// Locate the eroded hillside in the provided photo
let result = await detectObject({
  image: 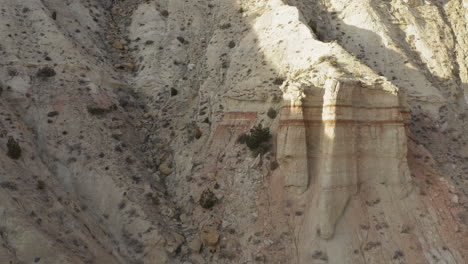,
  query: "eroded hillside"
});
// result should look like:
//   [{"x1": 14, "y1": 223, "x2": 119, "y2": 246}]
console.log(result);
[{"x1": 0, "y1": 0, "x2": 467, "y2": 263}]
